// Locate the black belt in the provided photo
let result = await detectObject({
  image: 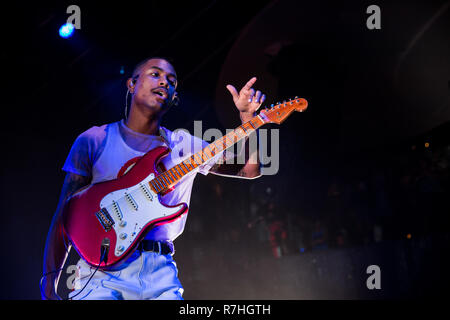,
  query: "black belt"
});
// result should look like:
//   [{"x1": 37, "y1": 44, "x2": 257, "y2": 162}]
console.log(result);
[{"x1": 137, "y1": 240, "x2": 174, "y2": 255}]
